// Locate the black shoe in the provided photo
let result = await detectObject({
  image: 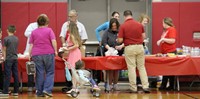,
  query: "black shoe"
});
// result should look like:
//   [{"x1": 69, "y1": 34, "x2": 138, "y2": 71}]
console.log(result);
[
  {"x1": 127, "y1": 89, "x2": 137, "y2": 93},
  {"x1": 166, "y1": 87, "x2": 174, "y2": 91},
  {"x1": 159, "y1": 87, "x2": 166, "y2": 91},
  {"x1": 62, "y1": 87, "x2": 72, "y2": 93},
  {"x1": 129, "y1": 90, "x2": 138, "y2": 93},
  {"x1": 37, "y1": 94, "x2": 45, "y2": 97},
  {"x1": 143, "y1": 88, "x2": 150, "y2": 93}
]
